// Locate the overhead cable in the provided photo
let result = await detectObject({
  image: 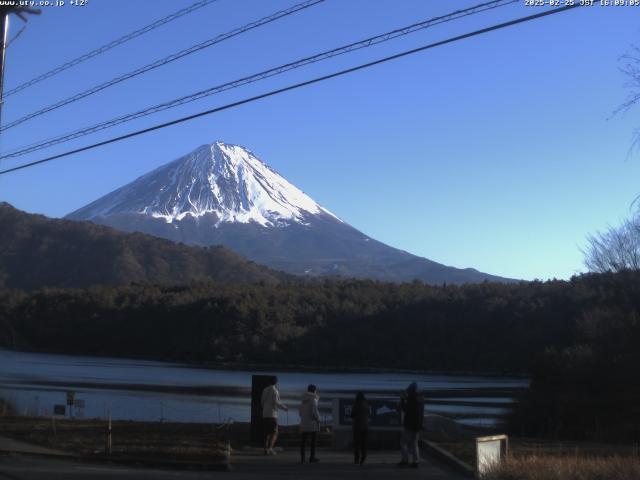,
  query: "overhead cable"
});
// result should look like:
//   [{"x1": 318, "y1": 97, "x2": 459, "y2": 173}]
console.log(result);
[
  {"x1": 0, "y1": 0, "x2": 518, "y2": 160},
  {"x1": 0, "y1": 4, "x2": 583, "y2": 176},
  {"x1": 3, "y1": 0, "x2": 221, "y2": 98},
  {"x1": 0, "y1": 0, "x2": 325, "y2": 132}
]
